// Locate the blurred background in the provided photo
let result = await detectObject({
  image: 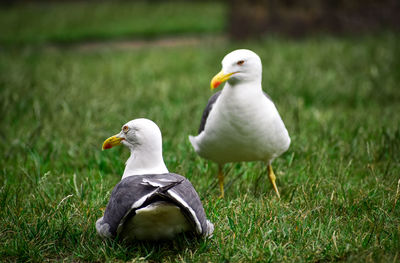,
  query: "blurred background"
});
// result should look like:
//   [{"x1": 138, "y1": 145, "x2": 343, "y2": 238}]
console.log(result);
[{"x1": 1, "y1": 0, "x2": 400, "y2": 44}]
